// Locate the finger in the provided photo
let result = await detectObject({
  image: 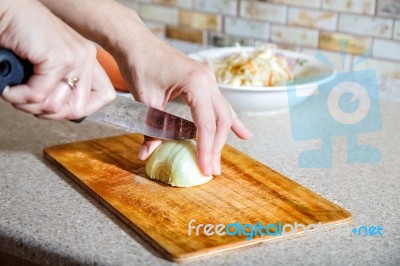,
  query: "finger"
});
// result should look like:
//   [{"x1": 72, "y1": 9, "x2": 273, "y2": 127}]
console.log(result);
[
  {"x1": 35, "y1": 91, "x2": 74, "y2": 120},
  {"x1": 82, "y1": 61, "x2": 116, "y2": 116},
  {"x1": 138, "y1": 136, "x2": 163, "y2": 160},
  {"x1": 229, "y1": 105, "x2": 252, "y2": 140},
  {"x1": 1, "y1": 84, "x2": 49, "y2": 105},
  {"x1": 36, "y1": 71, "x2": 91, "y2": 120},
  {"x1": 210, "y1": 96, "x2": 232, "y2": 175},
  {"x1": 39, "y1": 60, "x2": 115, "y2": 120},
  {"x1": 36, "y1": 108, "x2": 70, "y2": 120},
  {"x1": 12, "y1": 82, "x2": 71, "y2": 116},
  {"x1": 1, "y1": 65, "x2": 69, "y2": 105},
  {"x1": 64, "y1": 64, "x2": 94, "y2": 120},
  {"x1": 182, "y1": 89, "x2": 215, "y2": 176}
]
